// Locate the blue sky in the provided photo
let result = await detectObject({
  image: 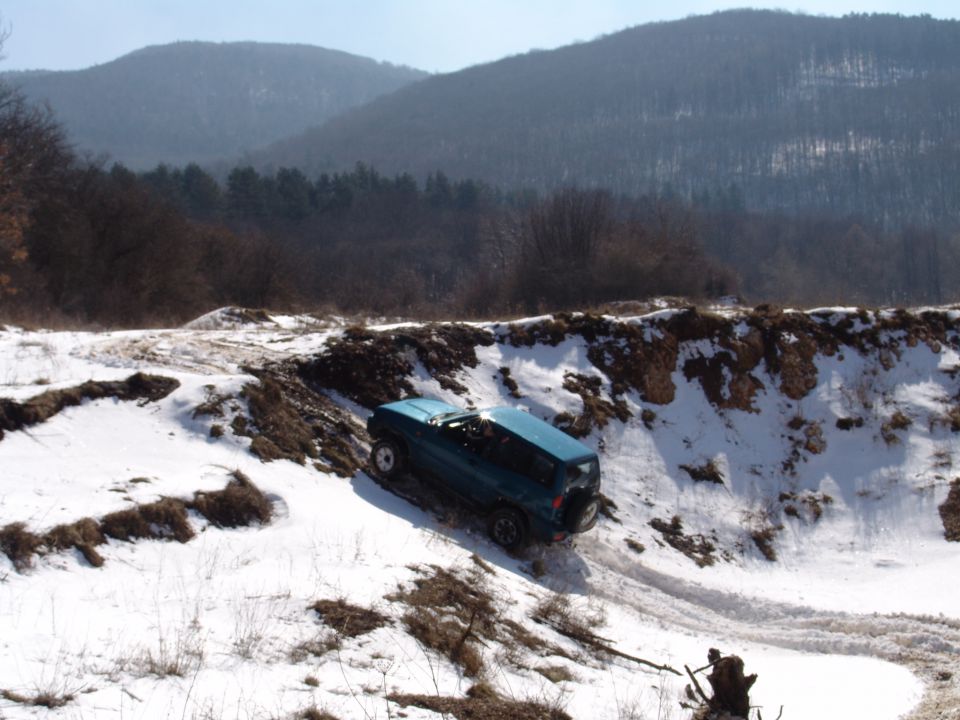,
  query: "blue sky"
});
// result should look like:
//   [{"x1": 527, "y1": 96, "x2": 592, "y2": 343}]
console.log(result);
[{"x1": 2, "y1": 1, "x2": 957, "y2": 74}]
